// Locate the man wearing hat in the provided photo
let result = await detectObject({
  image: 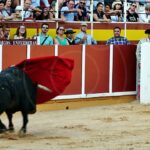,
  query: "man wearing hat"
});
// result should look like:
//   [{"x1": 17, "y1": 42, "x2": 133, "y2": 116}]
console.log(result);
[
  {"x1": 64, "y1": 28, "x2": 76, "y2": 45},
  {"x1": 74, "y1": 22, "x2": 97, "y2": 45},
  {"x1": 136, "y1": 29, "x2": 150, "y2": 99}
]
